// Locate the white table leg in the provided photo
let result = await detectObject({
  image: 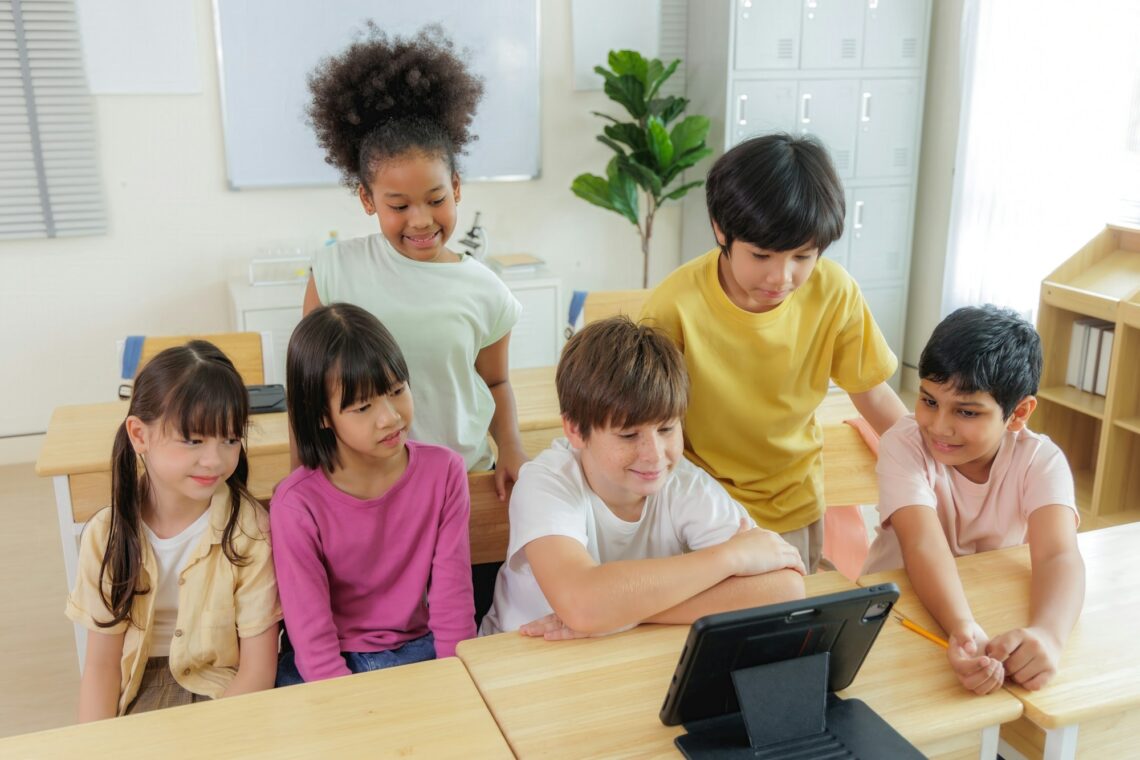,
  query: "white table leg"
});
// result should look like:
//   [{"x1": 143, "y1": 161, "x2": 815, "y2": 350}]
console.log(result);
[
  {"x1": 53, "y1": 475, "x2": 86, "y2": 672},
  {"x1": 1043, "y1": 724, "x2": 1079, "y2": 760},
  {"x1": 978, "y1": 724, "x2": 999, "y2": 760}
]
